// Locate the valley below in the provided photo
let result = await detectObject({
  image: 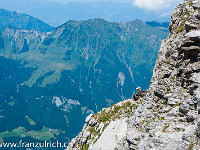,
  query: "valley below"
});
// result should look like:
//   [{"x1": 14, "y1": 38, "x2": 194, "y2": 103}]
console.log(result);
[{"x1": 0, "y1": 8, "x2": 170, "y2": 149}]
